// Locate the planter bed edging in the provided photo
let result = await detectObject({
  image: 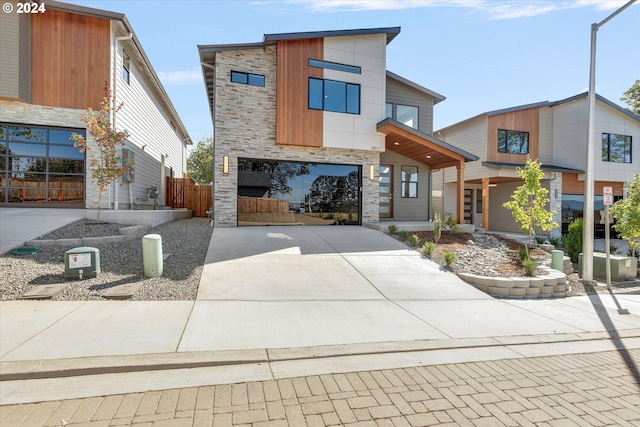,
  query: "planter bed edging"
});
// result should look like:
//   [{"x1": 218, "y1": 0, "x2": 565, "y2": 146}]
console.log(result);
[{"x1": 458, "y1": 266, "x2": 567, "y2": 299}]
